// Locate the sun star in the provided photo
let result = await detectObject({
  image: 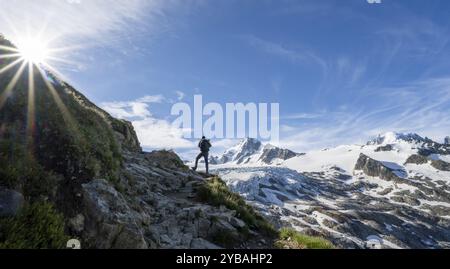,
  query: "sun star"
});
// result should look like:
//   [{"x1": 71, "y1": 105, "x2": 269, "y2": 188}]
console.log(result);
[
  {"x1": 16, "y1": 37, "x2": 50, "y2": 64},
  {"x1": 1, "y1": 33, "x2": 76, "y2": 144}
]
